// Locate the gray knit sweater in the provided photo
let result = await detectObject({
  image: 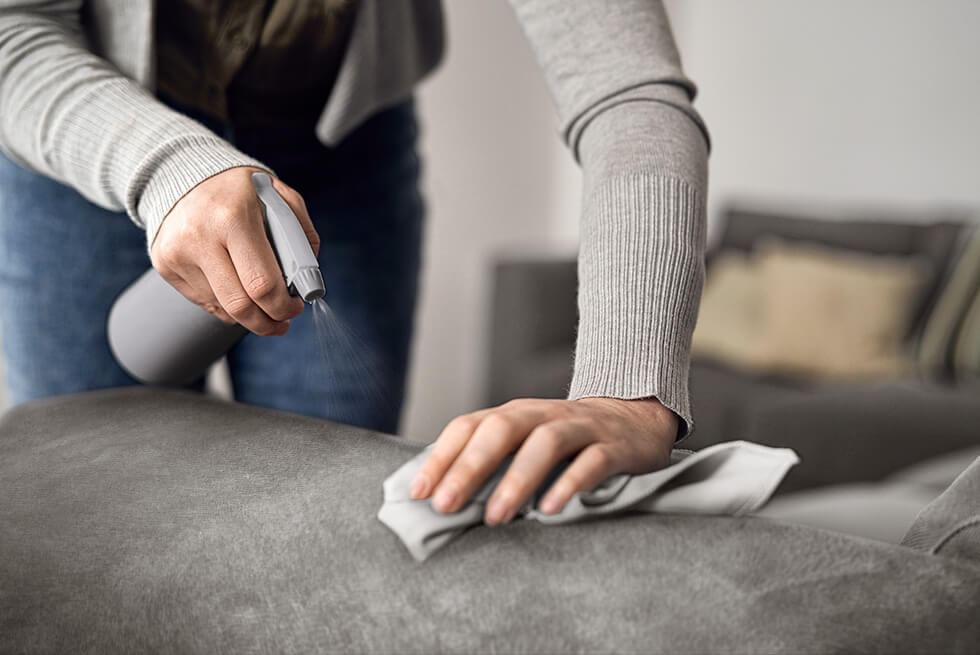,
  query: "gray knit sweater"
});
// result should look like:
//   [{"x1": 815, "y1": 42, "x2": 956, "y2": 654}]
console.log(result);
[{"x1": 0, "y1": 0, "x2": 708, "y2": 433}]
